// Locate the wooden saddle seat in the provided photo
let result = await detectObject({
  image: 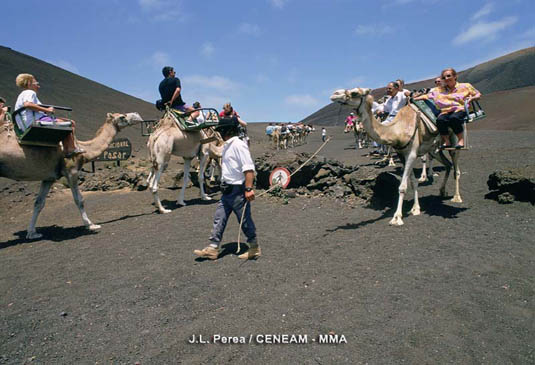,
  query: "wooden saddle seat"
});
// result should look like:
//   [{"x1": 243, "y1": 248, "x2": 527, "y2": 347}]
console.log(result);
[
  {"x1": 10, "y1": 105, "x2": 73, "y2": 147},
  {"x1": 167, "y1": 107, "x2": 220, "y2": 132}
]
